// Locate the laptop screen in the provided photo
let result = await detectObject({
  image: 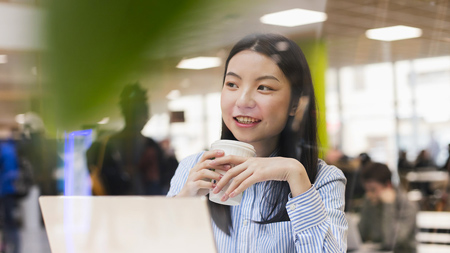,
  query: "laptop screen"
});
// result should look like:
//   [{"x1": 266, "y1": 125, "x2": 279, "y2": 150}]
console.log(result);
[{"x1": 39, "y1": 196, "x2": 217, "y2": 253}]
